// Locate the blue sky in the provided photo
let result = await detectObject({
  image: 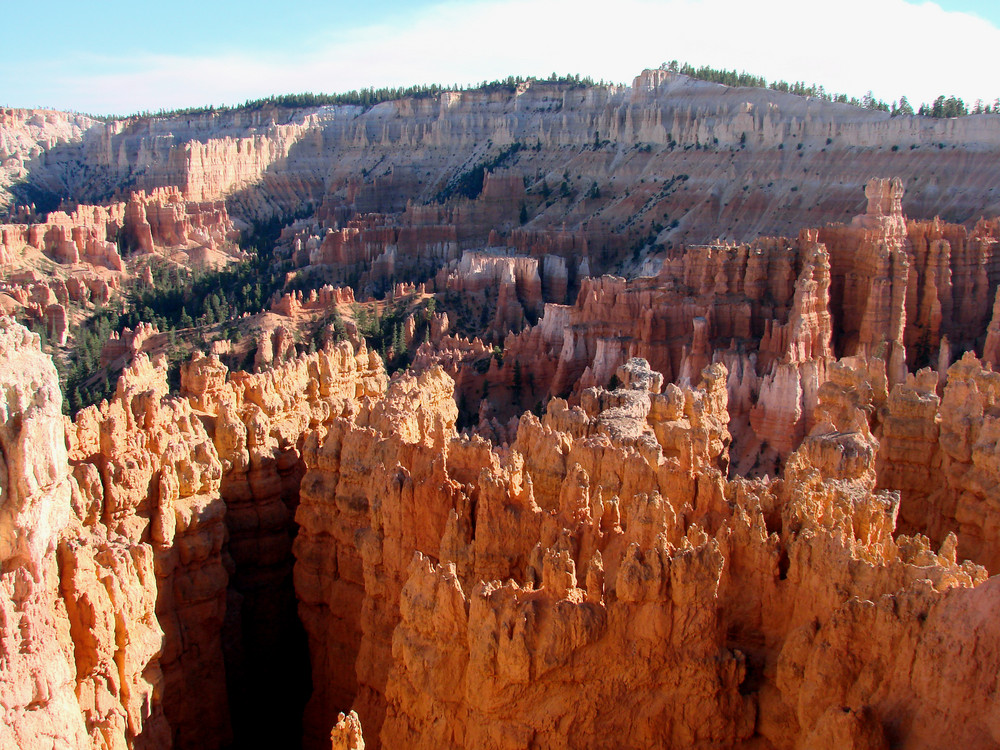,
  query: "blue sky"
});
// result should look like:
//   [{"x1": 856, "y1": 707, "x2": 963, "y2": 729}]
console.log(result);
[
  {"x1": 931, "y1": 0, "x2": 1000, "y2": 23},
  {"x1": 3, "y1": 0, "x2": 999, "y2": 114}
]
